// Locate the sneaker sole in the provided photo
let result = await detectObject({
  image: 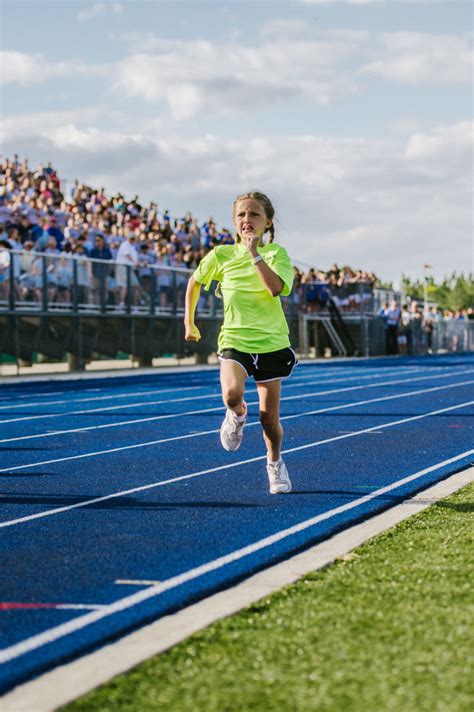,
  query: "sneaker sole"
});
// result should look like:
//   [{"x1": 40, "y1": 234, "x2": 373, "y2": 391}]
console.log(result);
[
  {"x1": 220, "y1": 426, "x2": 244, "y2": 451},
  {"x1": 270, "y1": 483, "x2": 292, "y2": 494},
  {"x1": 220, "y1": 438, "x2": 241, "y2": 452}
]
